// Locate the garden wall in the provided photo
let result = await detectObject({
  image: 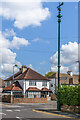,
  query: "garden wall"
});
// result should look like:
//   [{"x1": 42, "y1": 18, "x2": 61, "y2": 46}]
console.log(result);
[
  {"x1": 13, "y1": 97, "x2": 47, "y2": 103},
  {"x1": 61, "y1": 105, "x2": 80, "y2": 114}
]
